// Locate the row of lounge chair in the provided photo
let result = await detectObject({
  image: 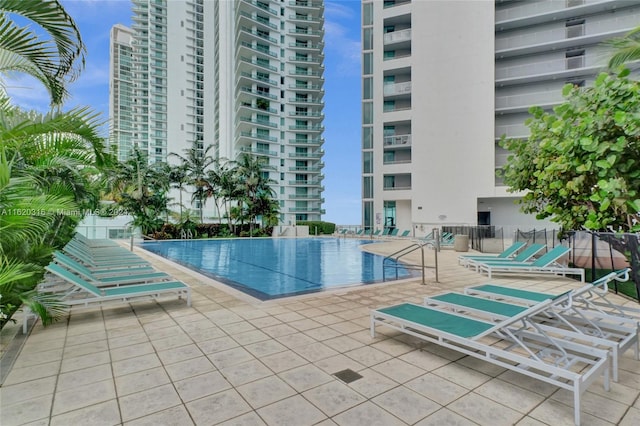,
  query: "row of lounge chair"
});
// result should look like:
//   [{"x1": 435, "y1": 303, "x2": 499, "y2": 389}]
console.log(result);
[
  {"x1": 24, "y1": 234, "x2": 191, "y2": 332},
  {"x1": 338, "y1": 228, "x2": 411, "y2": 238},
  {"x1": 459, "y1": 242, "x2": 585, "y2": 281},
  {"x1": 371, "y1": 269, "x2": 639, "y2": 425}
]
